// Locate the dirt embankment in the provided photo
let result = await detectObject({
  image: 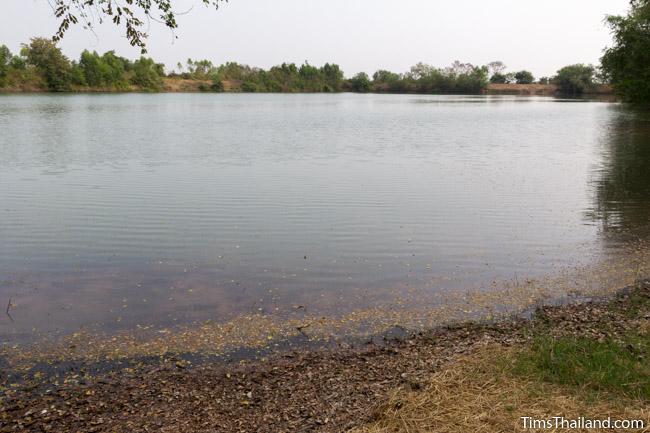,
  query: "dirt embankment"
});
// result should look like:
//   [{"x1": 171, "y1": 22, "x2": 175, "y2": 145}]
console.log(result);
[
  {"x1": 2, "y1": 281, "x2": 648, "y2": 433},
  {"x1": 162, "y1": 78, "x2": 213, "y2": 92},
  {"x1": 485, "y1": 83, "x2": 614, "y2": 96}
]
